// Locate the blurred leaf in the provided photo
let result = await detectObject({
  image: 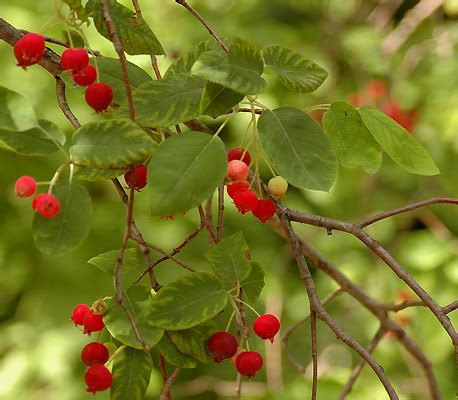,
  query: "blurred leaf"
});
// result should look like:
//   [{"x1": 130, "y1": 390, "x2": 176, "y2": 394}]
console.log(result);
[
  {"x1": 87, "y1": 0, "x2": 164, "y2": 55},
  {"x1": 149, "y1": 272, "x2": 228, "y2": 330},
  {"x1": 0, "y1": 86, "x2": 38, "y2": 131},
  {"x1": 104, "y1": 285, "x2": 164, "y2": 349},
  {"x1": 257, "y1": 107, "x2": 337, "y2": 191},
  {"x1": 111, "y1": 346, "x2": 153, "y2": 400},
  {"x1": 87, "y1": 248, "x2": 139, "y2": 275},
  {"x1": 63, "y1": 0, "x2": 88, "y2": 22},
  {"x1": 70, "y1": 119, "x2": 156, "y2": 169},
  {"x1": 241, "y1": 262, "x2": 265, "y2": 303},
  {"x1": 323, "y1": 101, "x2": 381, "y2": 174},
  {"x1": 116, "y1": 74, "x2": 207, "y2": 127},
  {"x1": 158, "y1": 334, "x2": 197, "y2": 368},
  {"x1": 167, "y1": 323, "x2": 214, "y2": 363},
  {"x1": 262, "y1": 45, "x2": 327, "y2": 92},
  {"x1": 148, "y1": 132, "x2": 226, "y2": 216},
  {"x1": 202, "y1": 82, "x2": 244, "y2": 118},
  {"x1": 73, "y1": 165, "x2": 123, "y2": 181},
  {"x1": 32, "y1": 181, "x2": 92, "y2": 255},
  {"x1": 359, "y1": 105, "x2": 439, "y2": 175},
  {"x1": 205, "y1": 231, "x2": 251, "y2": 282}
]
